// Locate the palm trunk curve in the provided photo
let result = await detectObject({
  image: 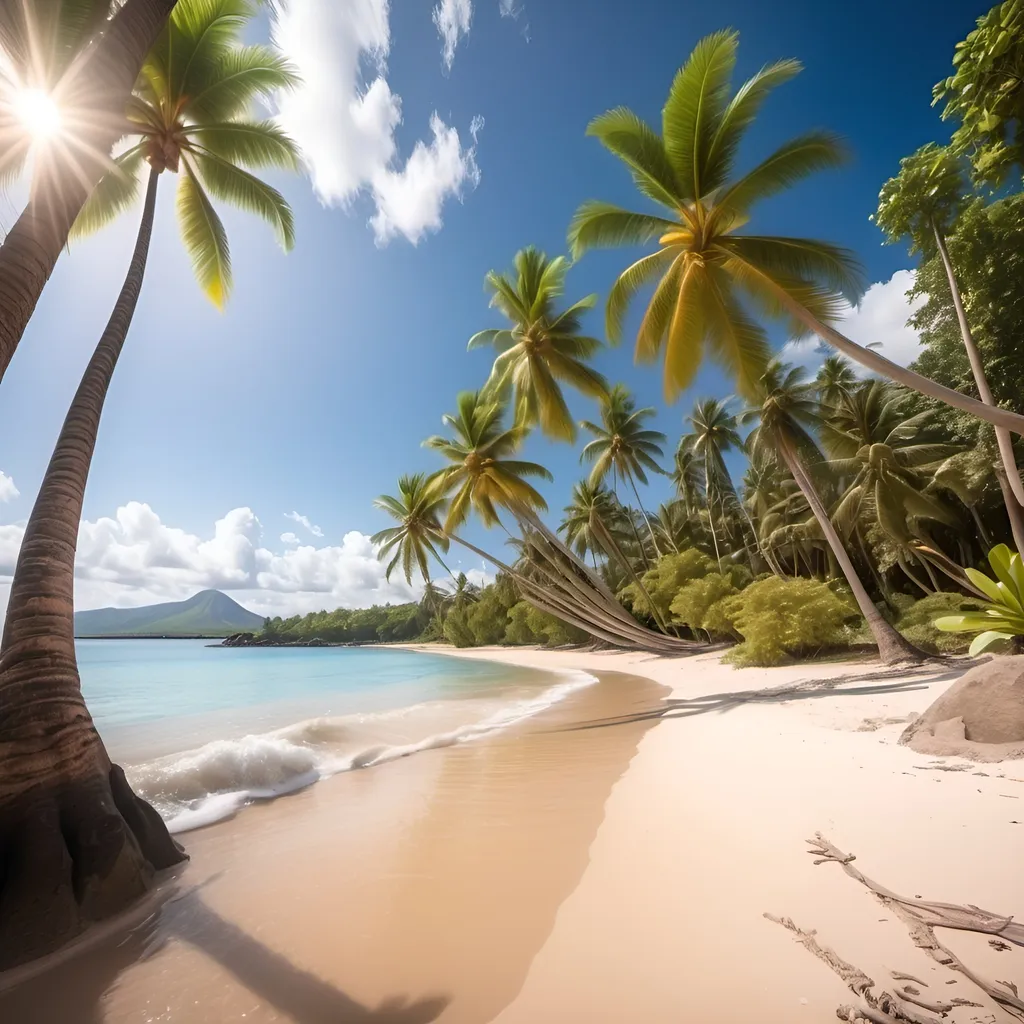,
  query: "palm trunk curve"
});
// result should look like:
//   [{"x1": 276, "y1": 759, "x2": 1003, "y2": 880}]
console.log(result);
[
  {"x1": 0, "y1": 0, "x2": 178, "y2": 387},
  {"x1": 775, "y1": 433, "x2": 924, "y2": 666},
  {"x1": 0, "y1": 168, "x2": 185, "y2": 971}
]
